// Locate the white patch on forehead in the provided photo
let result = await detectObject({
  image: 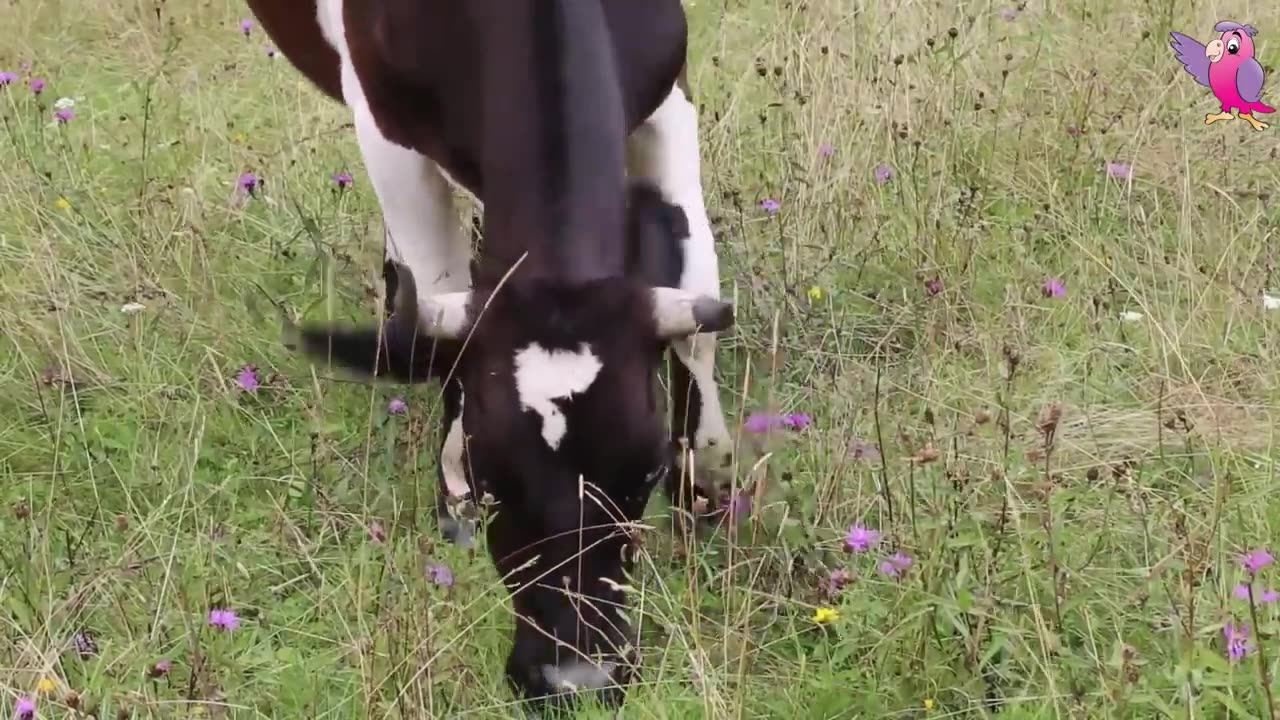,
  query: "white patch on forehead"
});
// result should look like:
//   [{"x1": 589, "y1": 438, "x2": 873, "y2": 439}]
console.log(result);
[{"x1": 513, "y1": 342, "x2": 602, "y2": 450}]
